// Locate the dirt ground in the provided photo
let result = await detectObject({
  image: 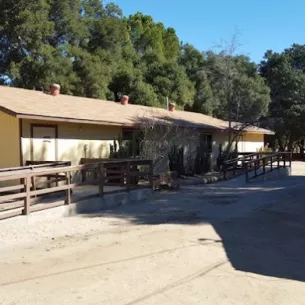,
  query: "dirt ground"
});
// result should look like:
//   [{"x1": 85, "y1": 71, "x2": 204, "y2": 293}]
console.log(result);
[{"x1": 1, "y1": 162, "x2": 305, "y2": 305}]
